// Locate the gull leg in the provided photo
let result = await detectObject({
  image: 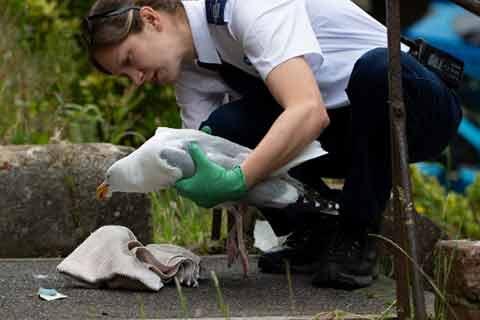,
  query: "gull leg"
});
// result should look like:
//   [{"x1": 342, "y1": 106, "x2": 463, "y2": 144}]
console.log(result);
[
  {"x1": 226, "y1": 211, "x2": 238, "y2": 267},
  {"x1": 233, "y1": 204, "x2": 249, "y2": 278}
]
